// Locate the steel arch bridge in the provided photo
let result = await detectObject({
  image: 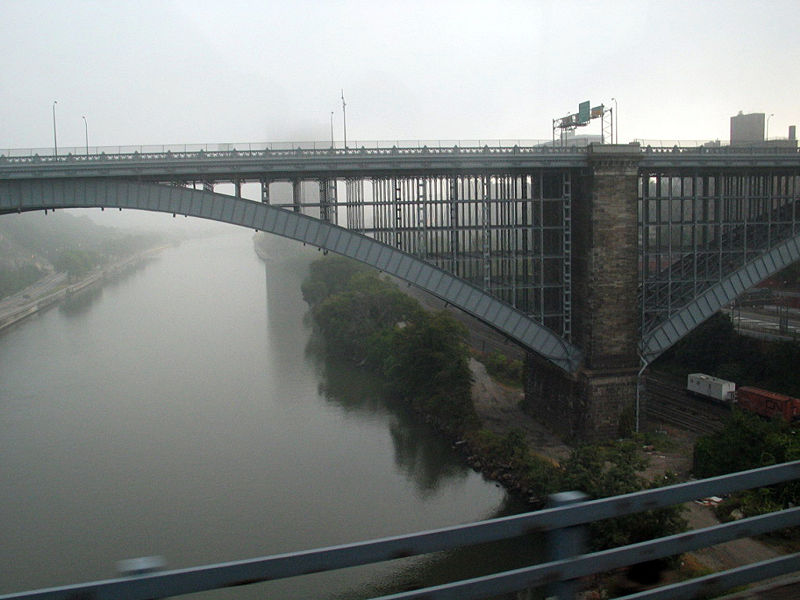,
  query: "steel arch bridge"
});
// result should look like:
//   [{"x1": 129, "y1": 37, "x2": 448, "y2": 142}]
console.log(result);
[
  {"x1": 0, "y1": 176, "x2": 582, "y2": 372},
  {"x1": 1, "y1": 142, "x2": 799, "y2": 372}
]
